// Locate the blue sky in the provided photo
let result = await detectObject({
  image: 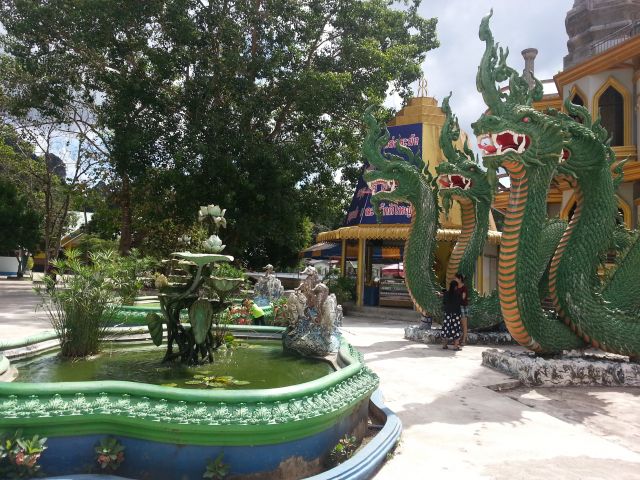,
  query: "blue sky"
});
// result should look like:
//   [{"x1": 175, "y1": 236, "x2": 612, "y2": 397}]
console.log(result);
[{"x1": 386, "y1": 0, "x2": 575, "y2": 151}]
